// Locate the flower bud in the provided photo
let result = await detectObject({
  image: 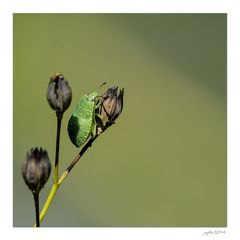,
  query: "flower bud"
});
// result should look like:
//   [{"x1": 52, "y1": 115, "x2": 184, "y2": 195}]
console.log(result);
[
  {"x1": 97, "y1": 86, "x2": 124, "y2": 132},
  {"x1": 46, "y1": 73, "x2": 72, "y2": 114},
  {"x1": 21, "y1": 148, "x2": 52, "y2": 194}
]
